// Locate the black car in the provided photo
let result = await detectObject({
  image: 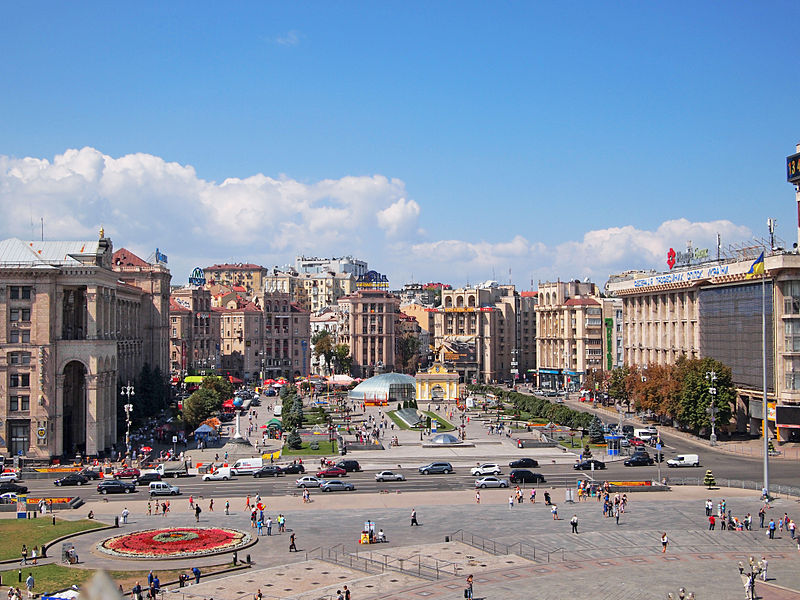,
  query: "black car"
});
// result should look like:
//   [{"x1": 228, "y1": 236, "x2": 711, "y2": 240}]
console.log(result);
[
  {"x1": 0, "y1": 482, "x2": 28, "y2": 494},
  {"x1": 54, "y1": 473, "x2": 89, "y2": 486},
  {"x1": 509, "y1": 458, "x2": 539, "y2": 469},
  {"x1": 97, "y1": 479, "x2": 136, "y2": 494},
  {"x1": 254, "y1": 465, "x2": 284, "y2": 478},
  {"x1": 509, "y1": 469, "x2": 546, "y2": 484},
  {"x1": 280, "y1": 463, "x2": 305, "y2": 474},
  {"x1": 133, "y1": 472, "x2": 162, "y2": 486},
  {"x1": 335, "y1": 460, "x2": 361, "y2": 472},
  {"x1": 79, "y1": 469, "x2": 102, "y2": 480},
  {"x1": 573, "y1": 459, "x2": 606, "y2": 471},
  {"x1": 624, "y1": 454, "x2": 654, "y2": 467}
]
